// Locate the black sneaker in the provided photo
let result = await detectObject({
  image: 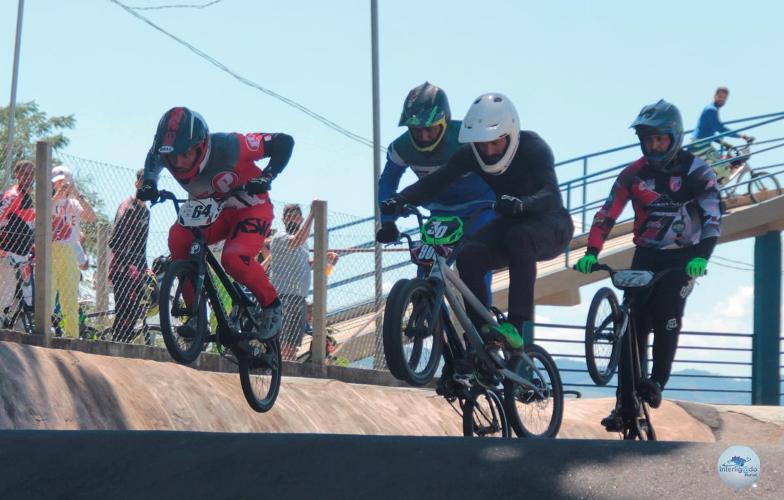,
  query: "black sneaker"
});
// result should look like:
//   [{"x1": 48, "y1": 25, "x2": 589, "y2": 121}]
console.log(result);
[
  {"x1": 601, "y1": 406, "x2": 625, "y2": 432},
  {"x1": 435, "y1": 375, "x2": 458, "y2": 399},
  {"x1": 176, "y1": 317, "x2": 197, "y2": 339},
  {"x1": 257, "y1": 302, "x2": 283, "y2": 340},
  {"x1": 638, "y1": 378, "x2": 662, "y2": 408}
]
